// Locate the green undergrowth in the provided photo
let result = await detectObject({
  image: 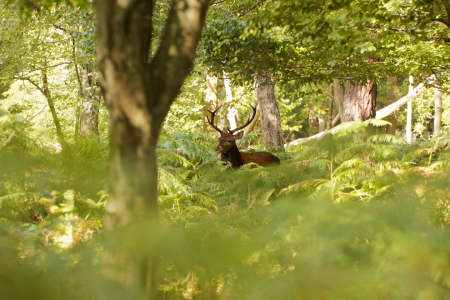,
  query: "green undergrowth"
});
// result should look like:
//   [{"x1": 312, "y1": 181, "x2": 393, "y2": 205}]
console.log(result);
[{"x1": 1, "y1": 120, "x2": 450, "y2": 299}]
